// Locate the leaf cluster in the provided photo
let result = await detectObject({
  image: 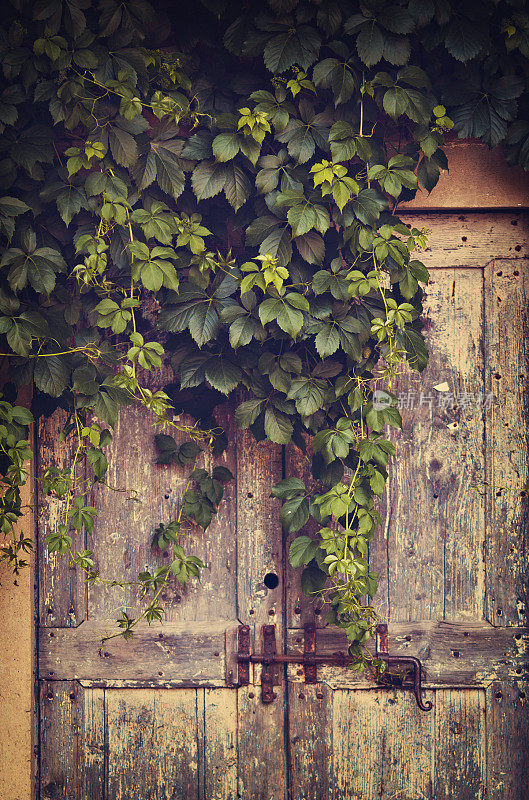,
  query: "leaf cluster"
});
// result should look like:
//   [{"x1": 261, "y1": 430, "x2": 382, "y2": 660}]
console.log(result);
[{"x1": 1, "y1": 0, "x2": 528, "y2": 661}]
